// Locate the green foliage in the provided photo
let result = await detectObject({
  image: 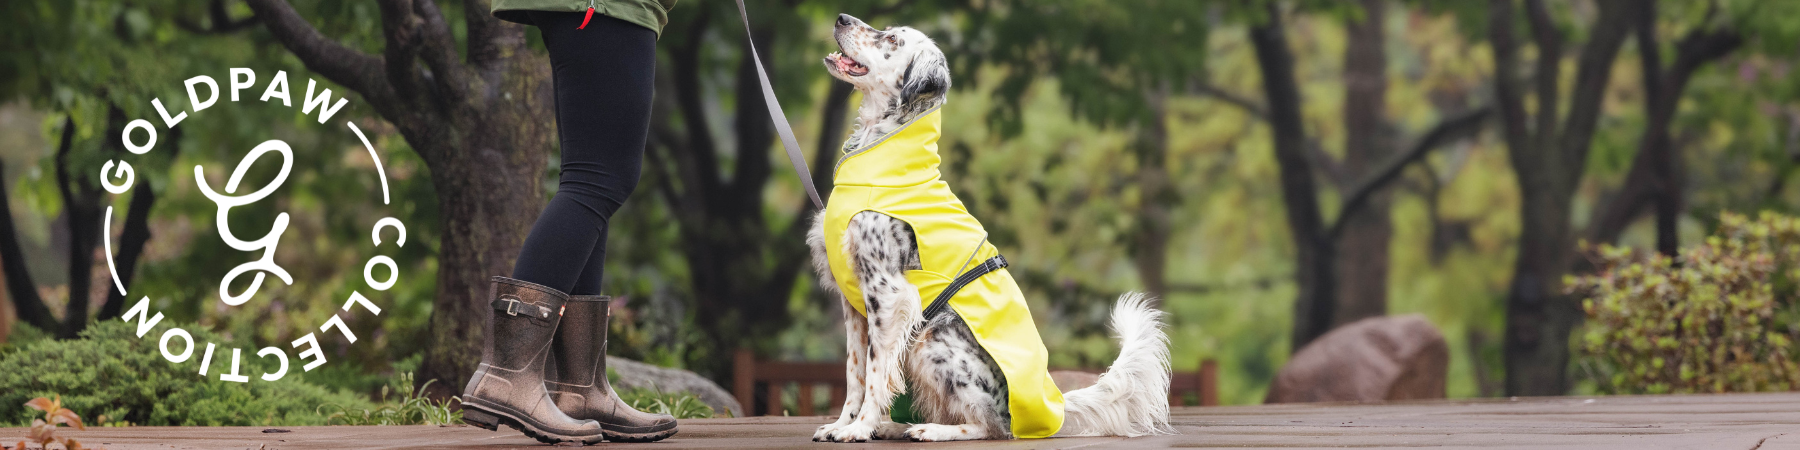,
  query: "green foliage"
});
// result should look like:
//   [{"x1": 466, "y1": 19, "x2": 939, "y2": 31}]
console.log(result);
[
  {"x1": 2, "y1": 322, "x2": 53, "y2": 355},
  {"x1": 615, "y1": 388, "x2": 717, "y2": 420},
  {"x1": 0, "y1": 320, "x2": 374, "y2": 426},
  {"x1": 1571, "y1": 212, "x2": 1800, "y2": 394},
  {"x1": 602, "y1": 366, "x2": 717, "y2": 419},
  {"x1": 316, "y1": 372, "x2": 461, "y2": 426}
]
